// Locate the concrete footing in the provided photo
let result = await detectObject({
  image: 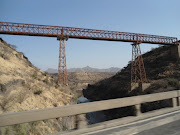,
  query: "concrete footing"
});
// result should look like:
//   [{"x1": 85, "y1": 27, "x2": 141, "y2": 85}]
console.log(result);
[
  {"x1": 131, "y1": 83, "x2": 139, "y2": 91},
  {"x1": 171, "y1": 43, "x2": 180, "y2": 59},
  {"x1": 131, "y1": 82, "x2": 151, "y2": 91}
]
